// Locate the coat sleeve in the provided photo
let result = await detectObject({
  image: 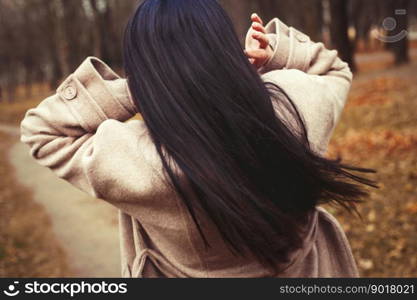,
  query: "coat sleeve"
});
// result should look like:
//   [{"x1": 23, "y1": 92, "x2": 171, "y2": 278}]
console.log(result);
[
  {"x1": 20, "y1": 57, "x2": 140, "y2": 199},
  {"x1": 246, "y1": 18, "x2": 353, "y2": 155}
]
